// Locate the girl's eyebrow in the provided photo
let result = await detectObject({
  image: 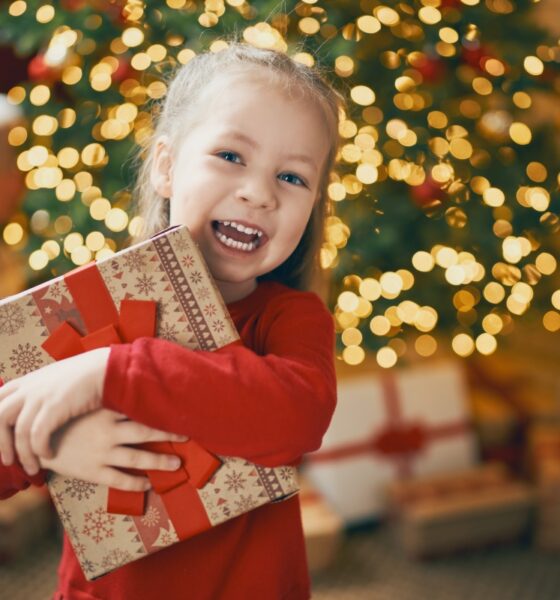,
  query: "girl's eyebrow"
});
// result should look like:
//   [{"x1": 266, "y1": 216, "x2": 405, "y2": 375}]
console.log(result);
[{"x1": 223, "y1": 130, "x2": 319, "y2": 171}]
